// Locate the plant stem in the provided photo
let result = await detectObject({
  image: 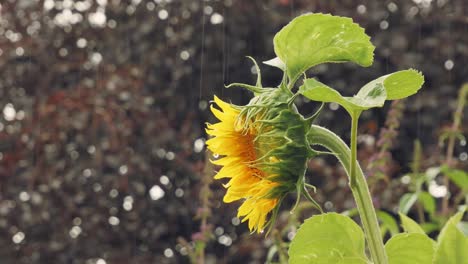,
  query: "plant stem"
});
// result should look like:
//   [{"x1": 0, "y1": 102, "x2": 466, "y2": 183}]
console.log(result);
[
  {"x1": 273, "y1": 229, "x2": 288, "y2": 264},
  {"x1": 196, "y1": 153, "x2": 215, "y2": 264},
  {"x1": 411, "y1": 140, "x2": 425, "y2": 223},
  {"x1": 350, "y1": 112, "x2": 360, "y2": 188},
  {"x1": 442, "y1": 84, "x2": 468, "y2": 216},
  {"x1": 308, "y1": 125, "x2": 388, "y2": 264}
]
